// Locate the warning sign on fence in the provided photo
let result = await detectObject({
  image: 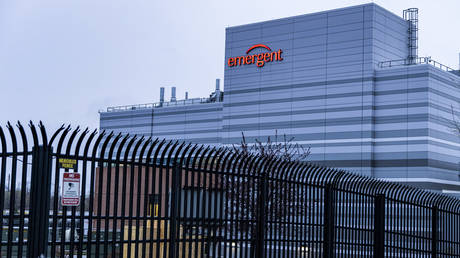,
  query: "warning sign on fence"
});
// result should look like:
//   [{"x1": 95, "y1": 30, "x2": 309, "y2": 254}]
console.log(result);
[
  {"x1": 61, "y1": 172, "x2": 80, "y2": 206},
  {"x1": 58, "y1": 158, "x2": 77, "y2": 170}
]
